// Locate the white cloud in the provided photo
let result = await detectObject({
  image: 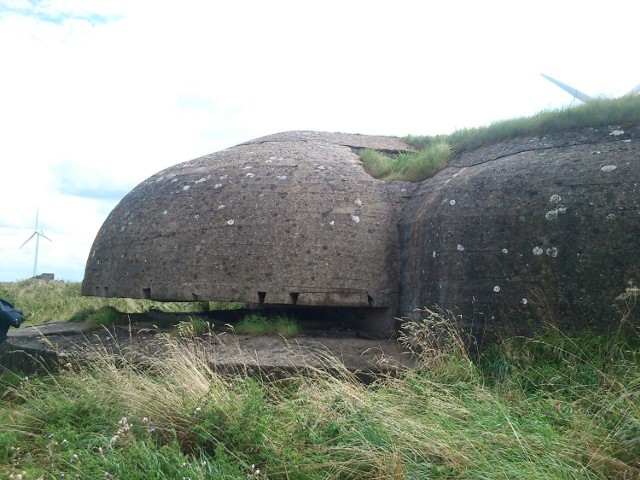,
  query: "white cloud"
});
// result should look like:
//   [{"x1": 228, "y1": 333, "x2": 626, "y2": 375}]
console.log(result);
[{"x1": 1, "y1": 0, "x2": 639, "y2": 281}]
